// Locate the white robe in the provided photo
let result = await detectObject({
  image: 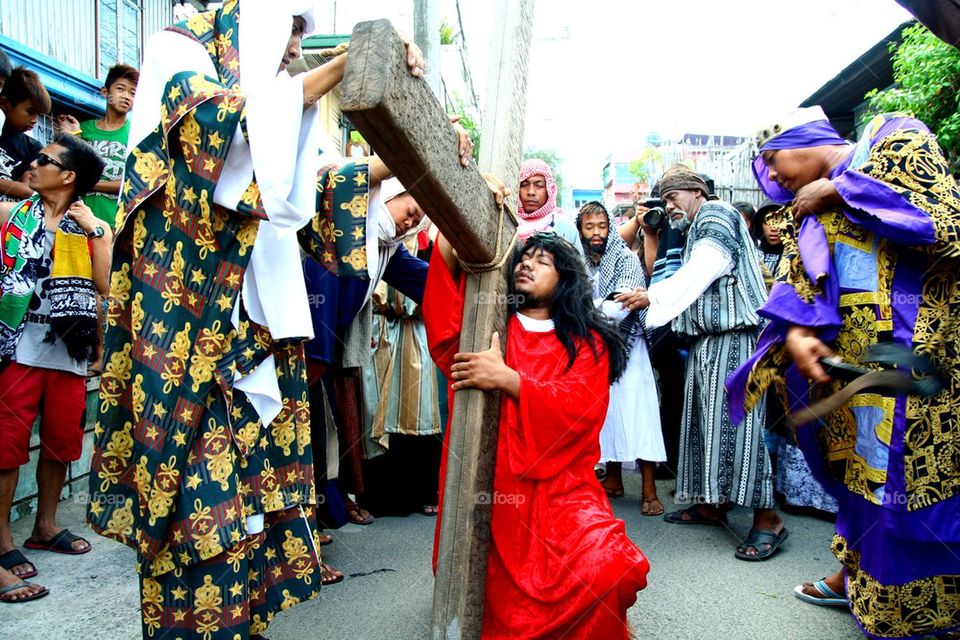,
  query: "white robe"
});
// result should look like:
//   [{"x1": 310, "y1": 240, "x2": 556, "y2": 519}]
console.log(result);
[{"x1": 594, "y1": 298, "x2": 666, "y2": 464}]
